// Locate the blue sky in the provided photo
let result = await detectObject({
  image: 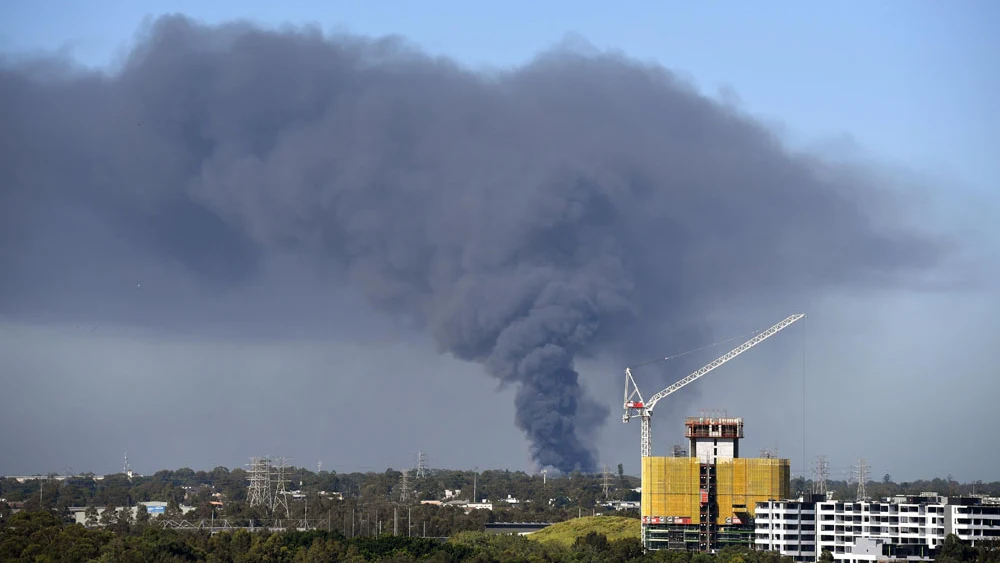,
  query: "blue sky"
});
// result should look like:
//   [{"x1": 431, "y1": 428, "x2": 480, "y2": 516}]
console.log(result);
[{"x1": 2, "y1": 1, "x2": 998, "y2": 480}]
